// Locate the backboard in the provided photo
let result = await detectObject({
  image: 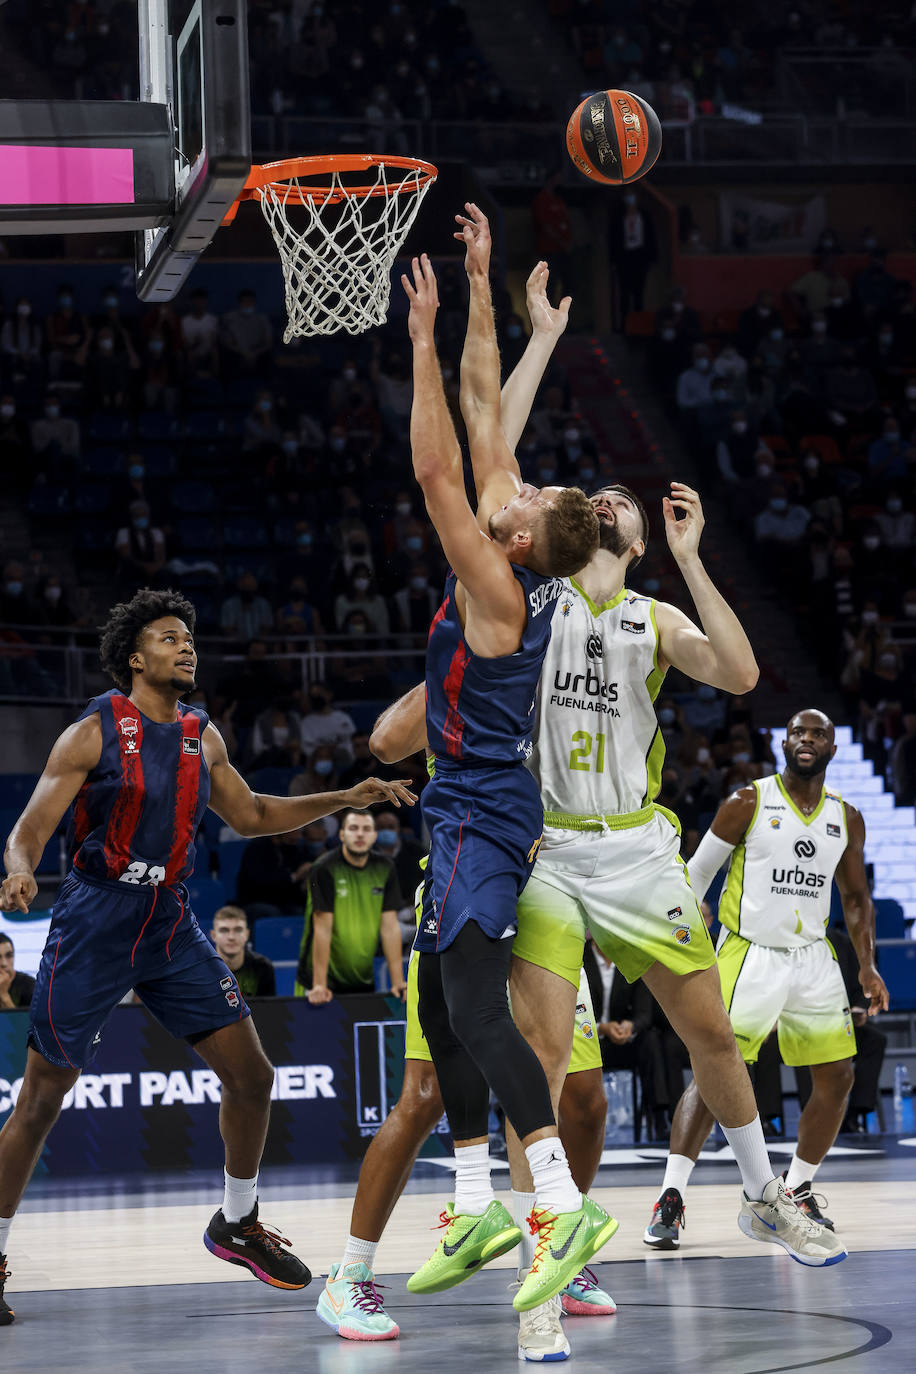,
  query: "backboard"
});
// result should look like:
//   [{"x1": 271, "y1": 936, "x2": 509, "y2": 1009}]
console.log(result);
[{"x1": 136, "y1": 0, "x2": 251, "y2": 301}]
